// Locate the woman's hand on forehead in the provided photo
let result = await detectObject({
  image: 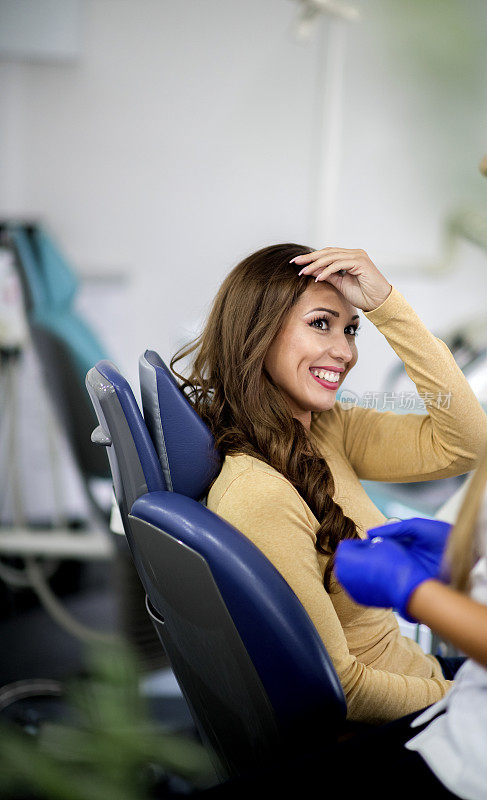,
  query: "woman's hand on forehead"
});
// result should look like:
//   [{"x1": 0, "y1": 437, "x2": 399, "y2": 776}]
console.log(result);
[{"x1": 290, "y1": 247, "x2": 392, "y2": 313}]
